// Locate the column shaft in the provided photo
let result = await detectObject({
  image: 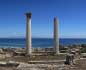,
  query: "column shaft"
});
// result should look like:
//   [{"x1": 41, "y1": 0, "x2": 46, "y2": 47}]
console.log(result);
[
  {"x1": 26, "y1": 13, "x2": 32, "y2": 55},
  {"x1": 54, "y1": 17, "x2": 59, "y2": 54}
]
